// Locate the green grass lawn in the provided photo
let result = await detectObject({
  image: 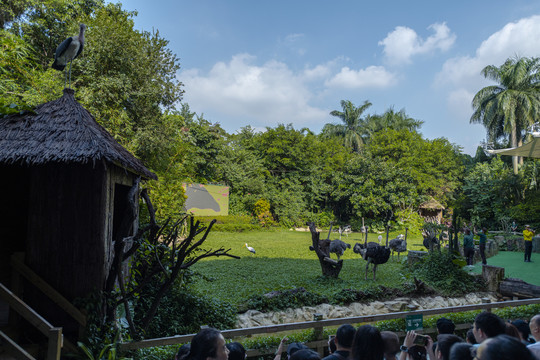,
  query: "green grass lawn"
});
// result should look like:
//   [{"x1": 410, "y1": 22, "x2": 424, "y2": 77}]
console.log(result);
[
  {"x1": 470, "y1": 250, "x2": 540, "y2": 285},
  {"x1": 190, "y1": 229, "x2": 426, "y2": 306}
]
